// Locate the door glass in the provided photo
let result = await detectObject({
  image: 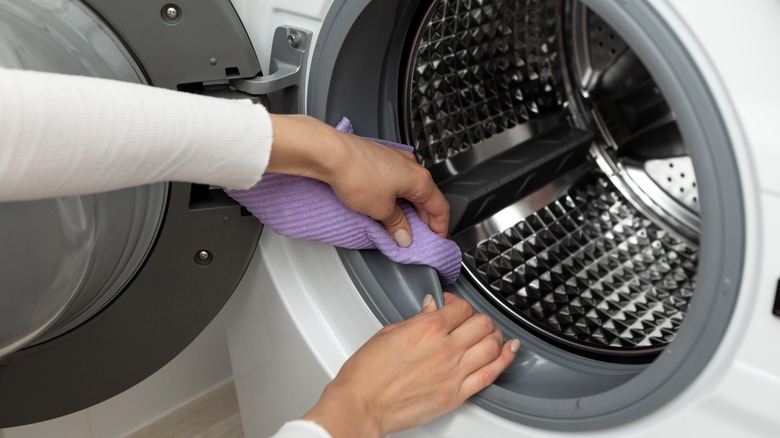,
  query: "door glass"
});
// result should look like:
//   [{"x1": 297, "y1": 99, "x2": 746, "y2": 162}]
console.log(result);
[{"x1": 0, "y1": 0, "x2": 166, "y2": 357}]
